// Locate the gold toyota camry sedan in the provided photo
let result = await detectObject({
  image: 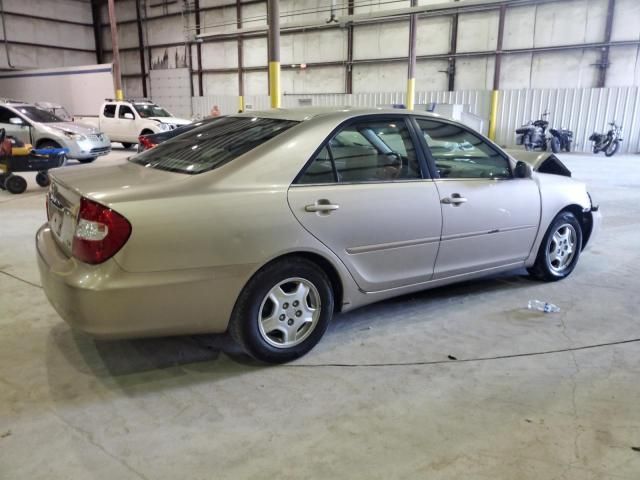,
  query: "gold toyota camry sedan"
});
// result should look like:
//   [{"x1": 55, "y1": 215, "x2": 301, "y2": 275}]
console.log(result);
[{"x1": 37, "y1": 108, "x2": 601, "y2": 363}]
